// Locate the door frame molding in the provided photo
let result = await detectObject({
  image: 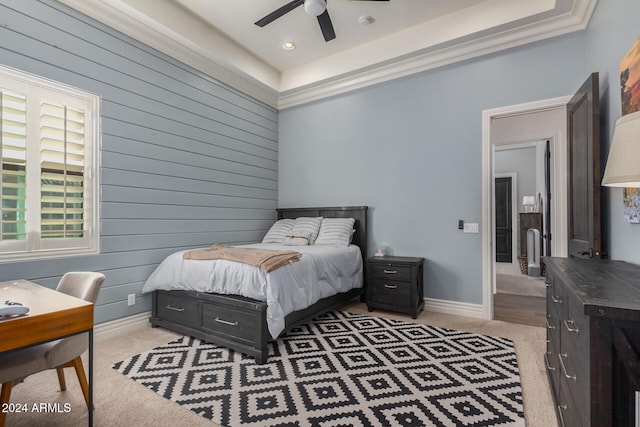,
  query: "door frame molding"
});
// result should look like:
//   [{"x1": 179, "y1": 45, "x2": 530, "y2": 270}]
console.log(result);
[
  {"x1": 494, "y1": 172, "x2": 518, "y2": 268},
  {"x1": 482, "y1": 96, "x2": 571, "y2": 319}
]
